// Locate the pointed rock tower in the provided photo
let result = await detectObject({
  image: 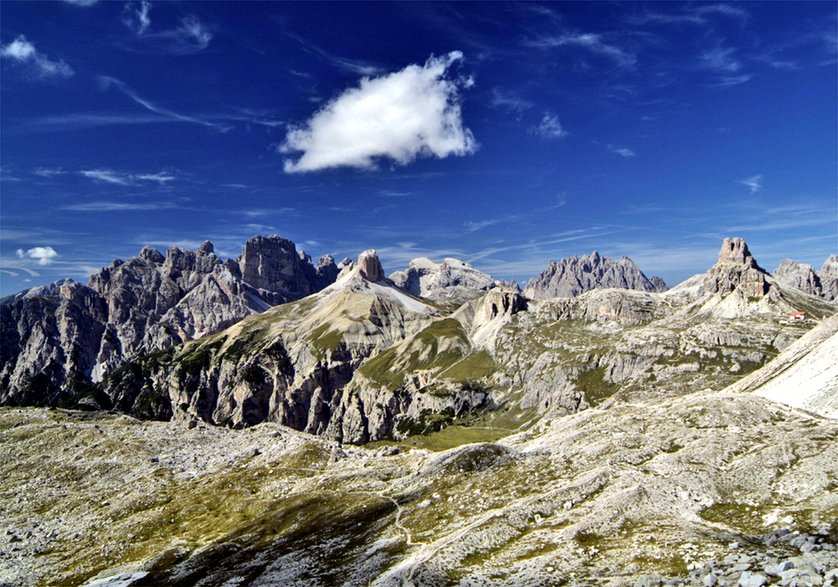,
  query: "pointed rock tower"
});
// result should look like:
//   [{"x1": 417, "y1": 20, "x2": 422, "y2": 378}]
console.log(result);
[
  {"x1": 702, "y1": 237, "x2": 770, "y2": 299},
  {"x1": 357, "y1": 249, "x2": 384, "y2": 282}
]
